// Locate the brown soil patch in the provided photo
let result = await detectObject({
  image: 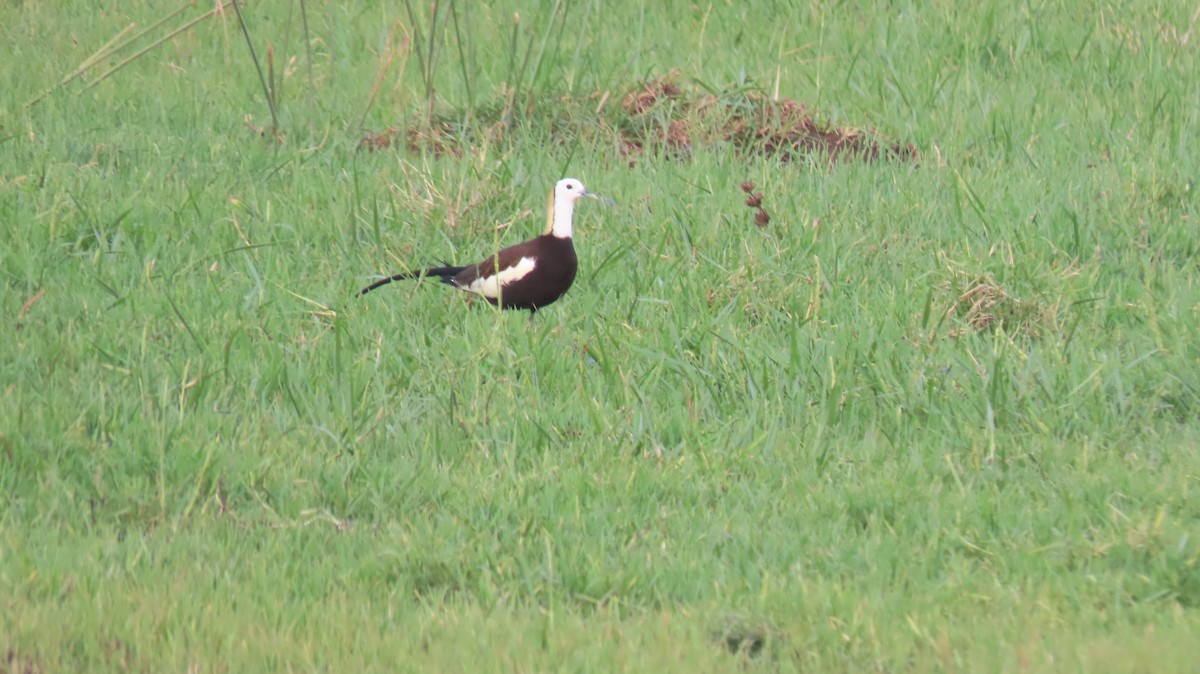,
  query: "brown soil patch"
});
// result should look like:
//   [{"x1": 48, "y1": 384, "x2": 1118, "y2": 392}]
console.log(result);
[
  {"x1": 366, "y1": 76, "x2": 919, "y2": 166},
  {"x1": 359, "y1": 127, "x2": 401, "y2": 151},
  {"x1": 718, "y1": 96, "x2": 917, "y2": 163},
  {"x1": 2, "y1": 649, "x2": 42, "y2": 674},
  {"x1": 358, "y1": 124, "x2": 466, "y2": 156},
  {"x1": 621, "y1": 79, "x2": 682, "y2": 115}
]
